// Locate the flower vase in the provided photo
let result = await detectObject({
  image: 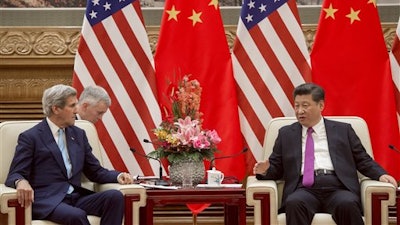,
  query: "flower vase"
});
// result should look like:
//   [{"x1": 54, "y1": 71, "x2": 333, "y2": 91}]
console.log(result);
[{"x1": 169, "y1": 160, "x2": 205, "y2": 186}]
